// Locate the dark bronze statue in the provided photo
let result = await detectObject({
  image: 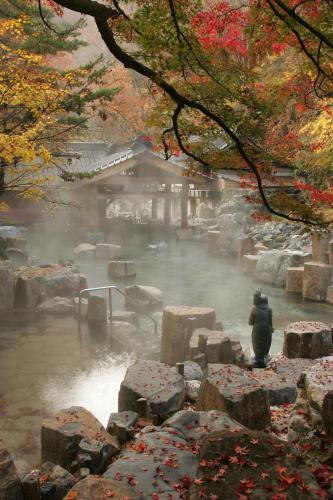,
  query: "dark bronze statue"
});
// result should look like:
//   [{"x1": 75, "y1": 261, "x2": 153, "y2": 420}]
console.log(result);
[{"x1": 249, "y1": 290, "x2": 273, "y2": 368}]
